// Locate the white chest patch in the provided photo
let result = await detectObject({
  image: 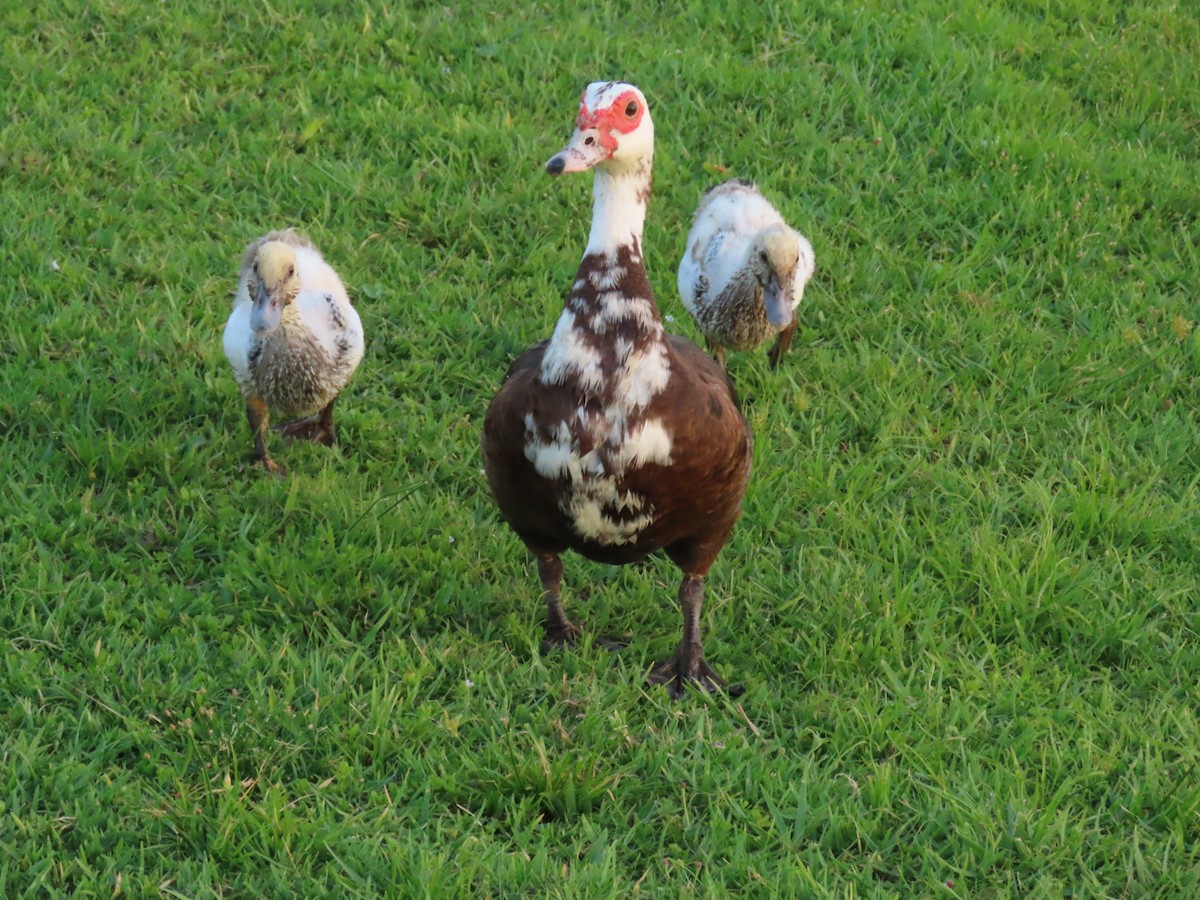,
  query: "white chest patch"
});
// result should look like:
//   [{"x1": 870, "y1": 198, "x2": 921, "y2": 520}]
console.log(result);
[
  {"x1": 588, "y1": 265, "x2": 627, "y2": 291},
  {"x1": 538, "y1": 311, "x2": 604, "y2": 393},
  {"x1": 566, "y1": 480, "x2": 653, "y2": 546},
  {"x1": 527, "y1": 240, "x2": 675, "y2": 546},
  {"x1": 591, "y1": 292, "x2": 656, "y2": 333},
  {"x1": 613, "y1": 338, "x2": 671, "y2": 411},
  {"x1": 523, "y1": 408, "x2": 675, "y2": 546}
]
